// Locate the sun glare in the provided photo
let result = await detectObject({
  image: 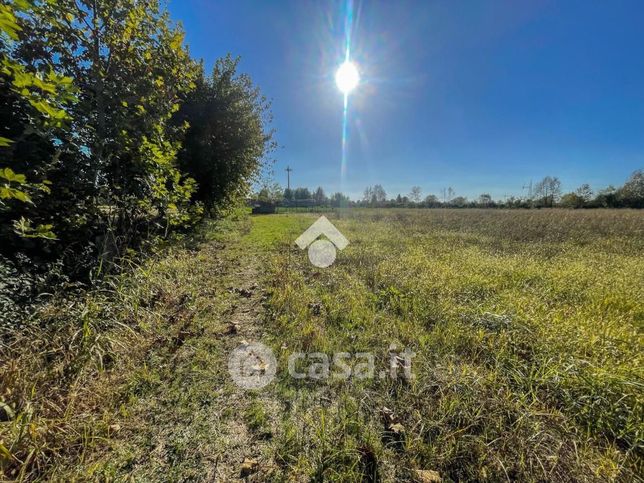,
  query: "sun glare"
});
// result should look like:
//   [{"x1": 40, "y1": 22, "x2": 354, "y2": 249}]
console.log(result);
[{"x1": 335, "y1": 61, "x2": 360, "y2": 94}]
